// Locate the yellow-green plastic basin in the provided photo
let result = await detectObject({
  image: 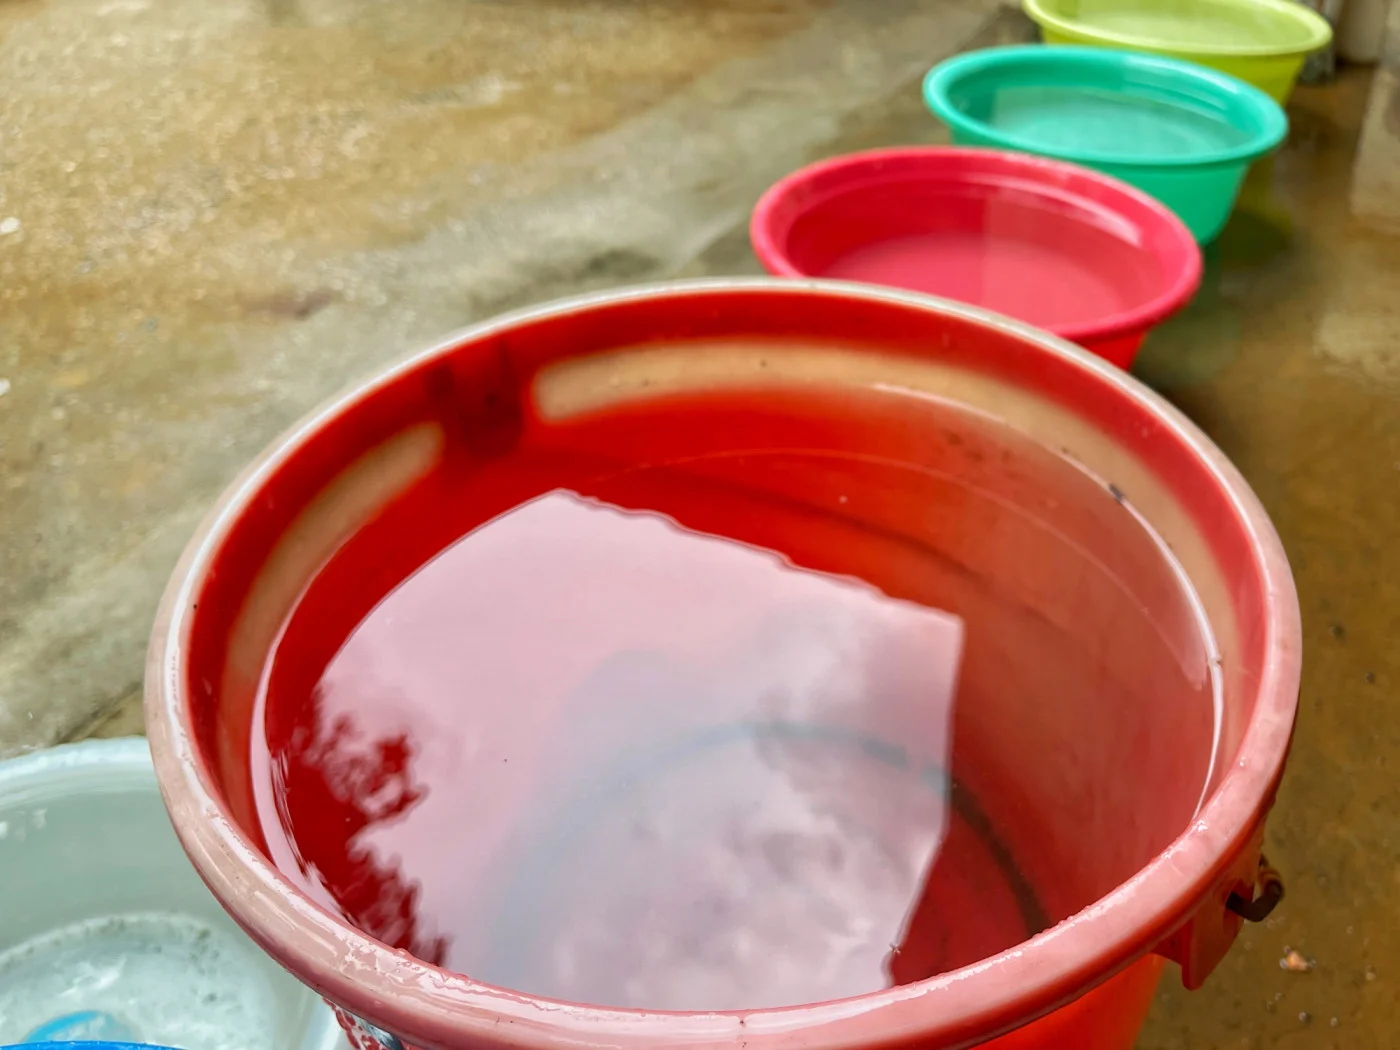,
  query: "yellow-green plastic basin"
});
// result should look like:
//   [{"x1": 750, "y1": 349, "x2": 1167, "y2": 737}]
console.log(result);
[{"x1": 1022, "y1": 0, "x2": 1333, "y2": 103}]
